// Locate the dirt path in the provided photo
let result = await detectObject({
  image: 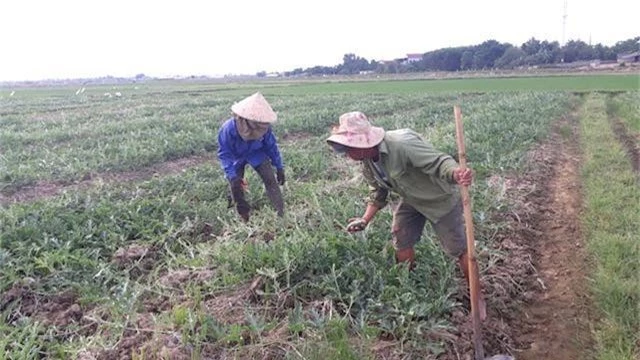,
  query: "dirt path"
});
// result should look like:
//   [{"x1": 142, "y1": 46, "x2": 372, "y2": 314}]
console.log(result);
[{"x1": 516, "y1": 117, "x2": 593, "y2": 360}]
